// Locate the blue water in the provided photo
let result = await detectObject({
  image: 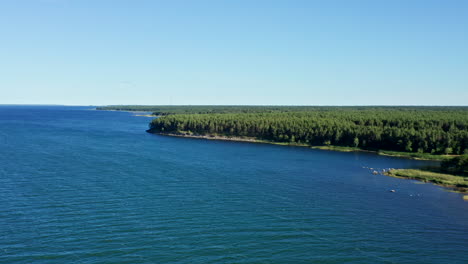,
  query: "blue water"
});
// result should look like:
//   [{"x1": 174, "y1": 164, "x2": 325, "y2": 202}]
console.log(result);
[{"x1": 0, "y1": 106, "x2": 467, "y2": 264}]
